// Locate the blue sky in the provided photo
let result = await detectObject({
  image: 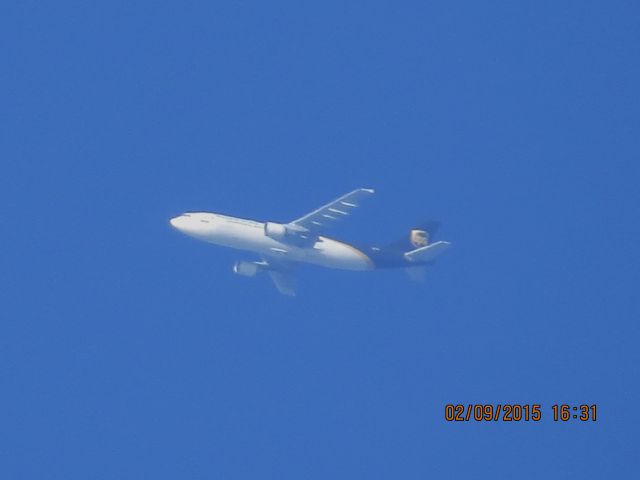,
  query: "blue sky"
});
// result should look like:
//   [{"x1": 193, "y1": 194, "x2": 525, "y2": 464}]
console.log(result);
[{"x1": 2, "y1": 1, "x2": 639, "y2": 478}]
